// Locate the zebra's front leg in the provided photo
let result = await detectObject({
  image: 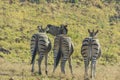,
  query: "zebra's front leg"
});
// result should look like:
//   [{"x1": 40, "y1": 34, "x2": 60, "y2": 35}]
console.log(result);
[
  {"x1": 45, "y1": 54, "x2": 48, "y2": 75},
  {"x1": 84, "y1": 58, "x2": 90, "y2": 80},
  {"x1": 38, "y1": 53, "x2": 44, "y2": 75},
  {"x1": 91, "y1": 57, "x2": 96, "y2": 80},
  {"x1": 68, "y1": 57, "x2": 73, "y2": 75}
]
